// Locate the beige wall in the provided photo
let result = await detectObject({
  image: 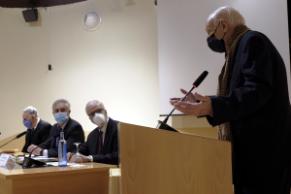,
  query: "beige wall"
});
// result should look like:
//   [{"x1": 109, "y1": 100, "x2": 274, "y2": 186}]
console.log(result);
[{"x1": 0, "y1": 0, "x2": 159, "y2": 140}]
